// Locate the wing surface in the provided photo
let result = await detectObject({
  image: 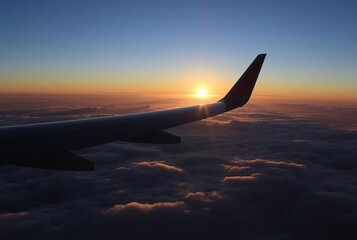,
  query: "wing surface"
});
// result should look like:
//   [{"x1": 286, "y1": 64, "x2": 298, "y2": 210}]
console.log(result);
[{"x1": 0, "y1": 54, "x2": 266, "y2": 170}]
